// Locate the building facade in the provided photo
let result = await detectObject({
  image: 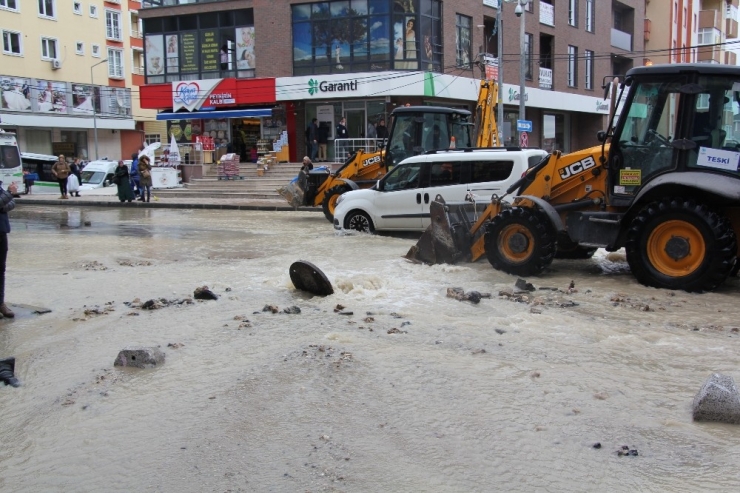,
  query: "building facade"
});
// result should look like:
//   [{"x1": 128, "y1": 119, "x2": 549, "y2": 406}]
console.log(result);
[
  {"x1": 137, "y1": 0, "x2": 646, "y2": 161},
  {"x1": 0, "y1": 0, "x2": 155, "y2": 160}
]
